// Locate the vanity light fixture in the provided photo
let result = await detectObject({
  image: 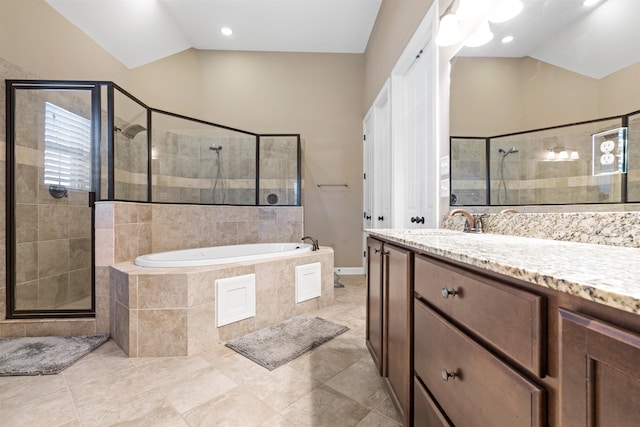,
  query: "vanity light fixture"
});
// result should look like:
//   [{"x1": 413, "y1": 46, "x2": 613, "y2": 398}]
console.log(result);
[
  {"x1": 221, "y1": 27, "x2": 233, "y2": 36},
  {"x1": 464, "y1": 20, "x2": 494, "y2": 47},
  {"x1": 570, "y1": 150, "x2": 580, "y2": 160},
  {"x1": 436, "y1": 13, "x2": 463, "y2": 46},
  {"x1": 546, "y1": 149, "x2": 556, "y2": 160},
  {"x1": 489, "y1": 0, "x2": 524, "y2": 23},
  {"x1": 558, "y1": 150, "x2": 569, "y2": 160}
]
